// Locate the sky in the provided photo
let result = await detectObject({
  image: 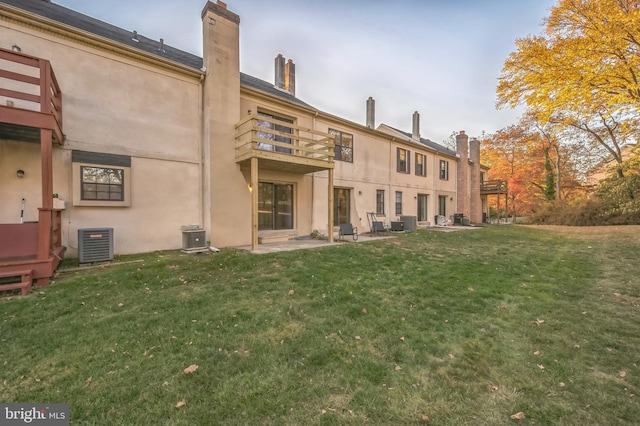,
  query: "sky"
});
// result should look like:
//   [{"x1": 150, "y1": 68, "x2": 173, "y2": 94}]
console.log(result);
[{"x1": 54, "y1": 0, "x2": 556, "y2": 145}]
